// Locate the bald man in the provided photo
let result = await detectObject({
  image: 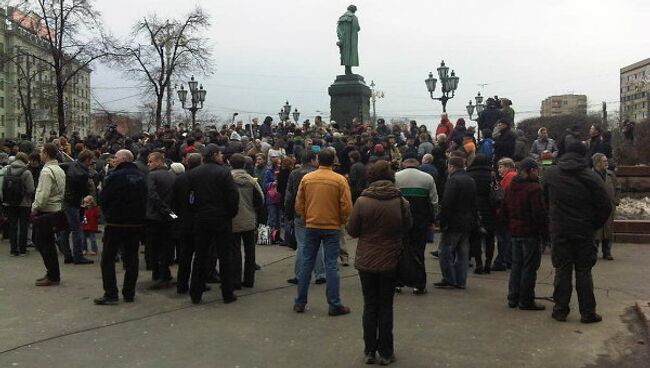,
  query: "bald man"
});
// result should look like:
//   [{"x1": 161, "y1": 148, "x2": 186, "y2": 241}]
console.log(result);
[{"x1": 94, "y1": 150, "x2": 147, "y2": 305}]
